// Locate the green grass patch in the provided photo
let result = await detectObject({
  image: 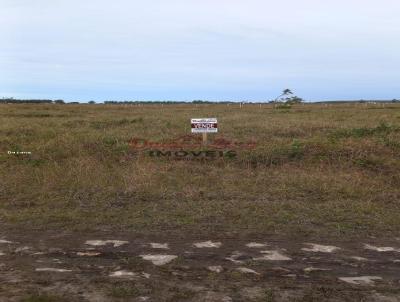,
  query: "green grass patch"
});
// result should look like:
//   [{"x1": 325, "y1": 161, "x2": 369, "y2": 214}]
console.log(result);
[{"x1": 1, "y1": 103, "x2": 400, "y2": 237}]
